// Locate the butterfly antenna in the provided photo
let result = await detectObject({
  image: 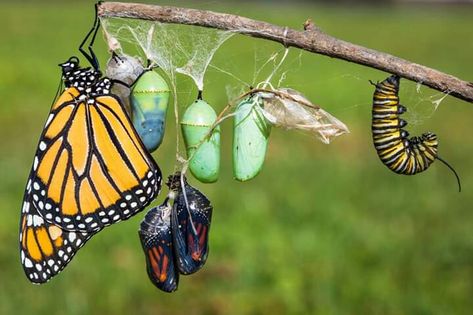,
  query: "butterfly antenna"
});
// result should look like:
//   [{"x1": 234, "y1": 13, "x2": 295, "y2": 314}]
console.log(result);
[
  {"x1": 79, "y1": 2, "x2": 101, "y2": 70},
  {"x1": 437, "y1": 156, "x2": 462, "y2": 192}
]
